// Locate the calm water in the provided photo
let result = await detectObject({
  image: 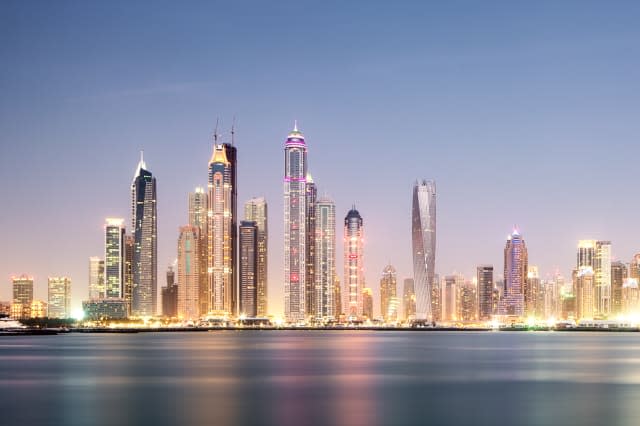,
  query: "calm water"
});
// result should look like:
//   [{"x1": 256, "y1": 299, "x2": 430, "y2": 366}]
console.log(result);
[{"x1": 2, "y1": 331, "x2": 640, "y2": 425}]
